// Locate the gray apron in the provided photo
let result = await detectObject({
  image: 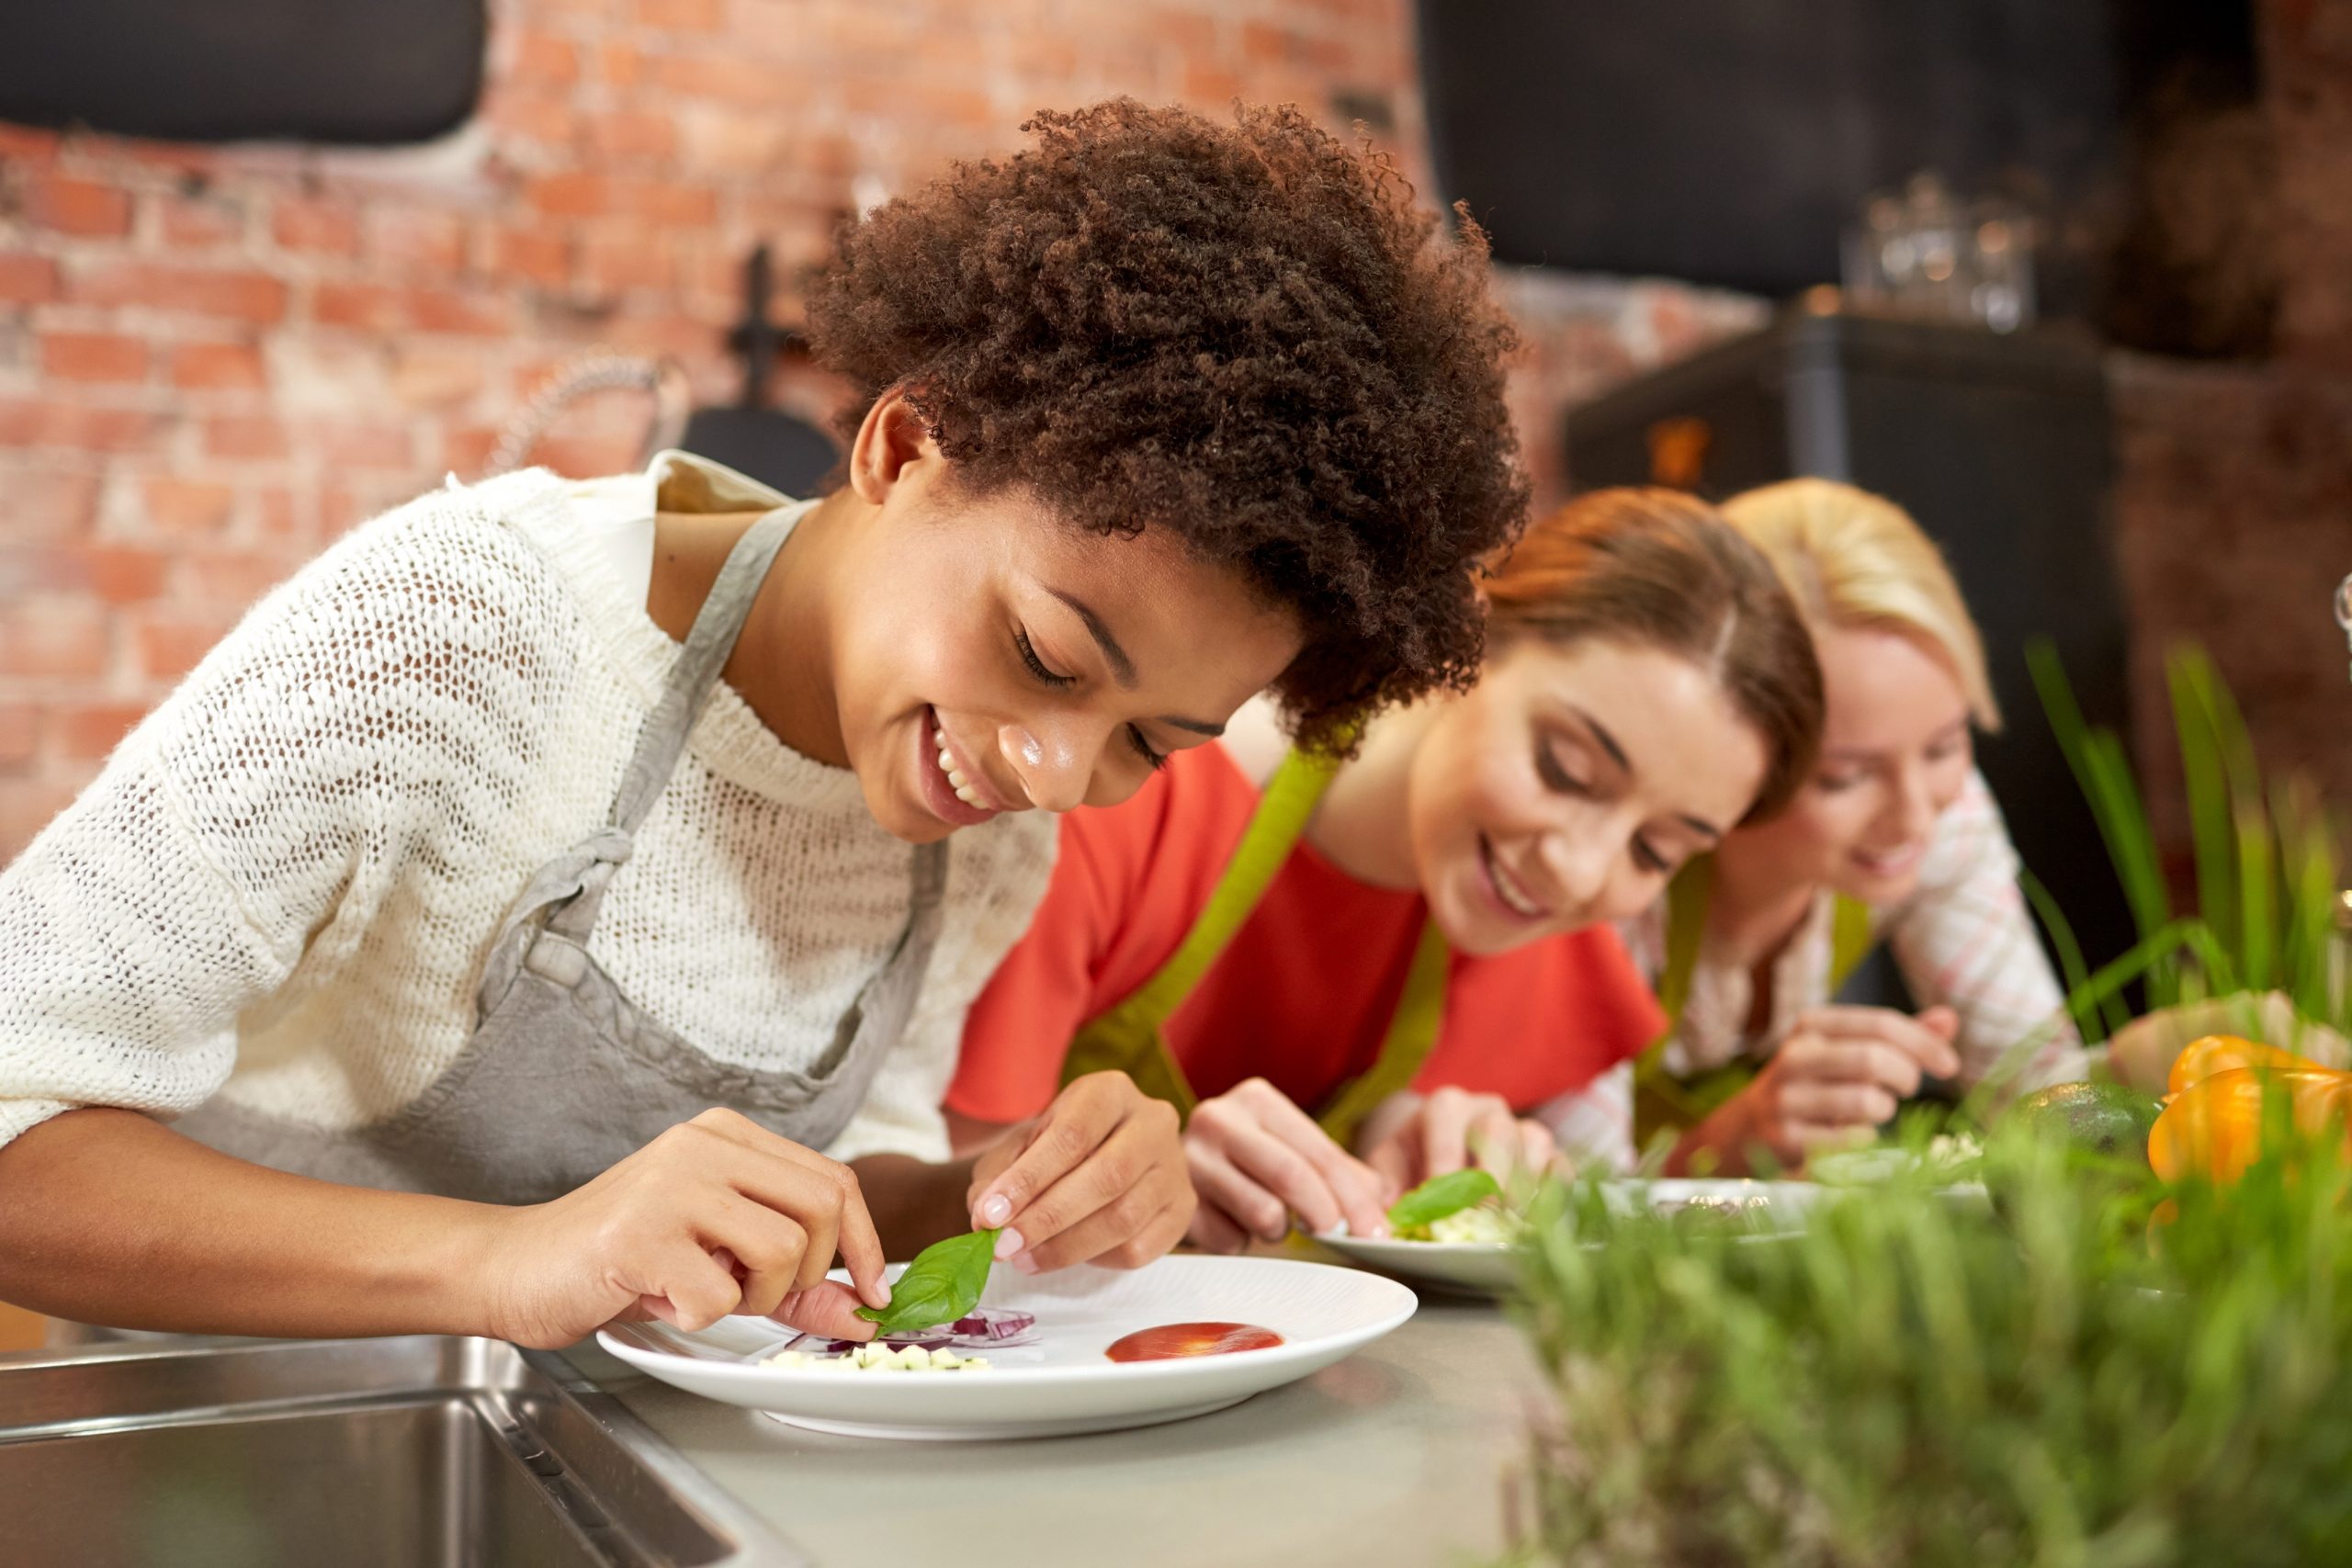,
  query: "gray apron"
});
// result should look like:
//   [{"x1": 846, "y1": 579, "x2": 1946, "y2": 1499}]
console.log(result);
[{"x1": 179, "y1": 503, "x2": 947, "y2": 1205}]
